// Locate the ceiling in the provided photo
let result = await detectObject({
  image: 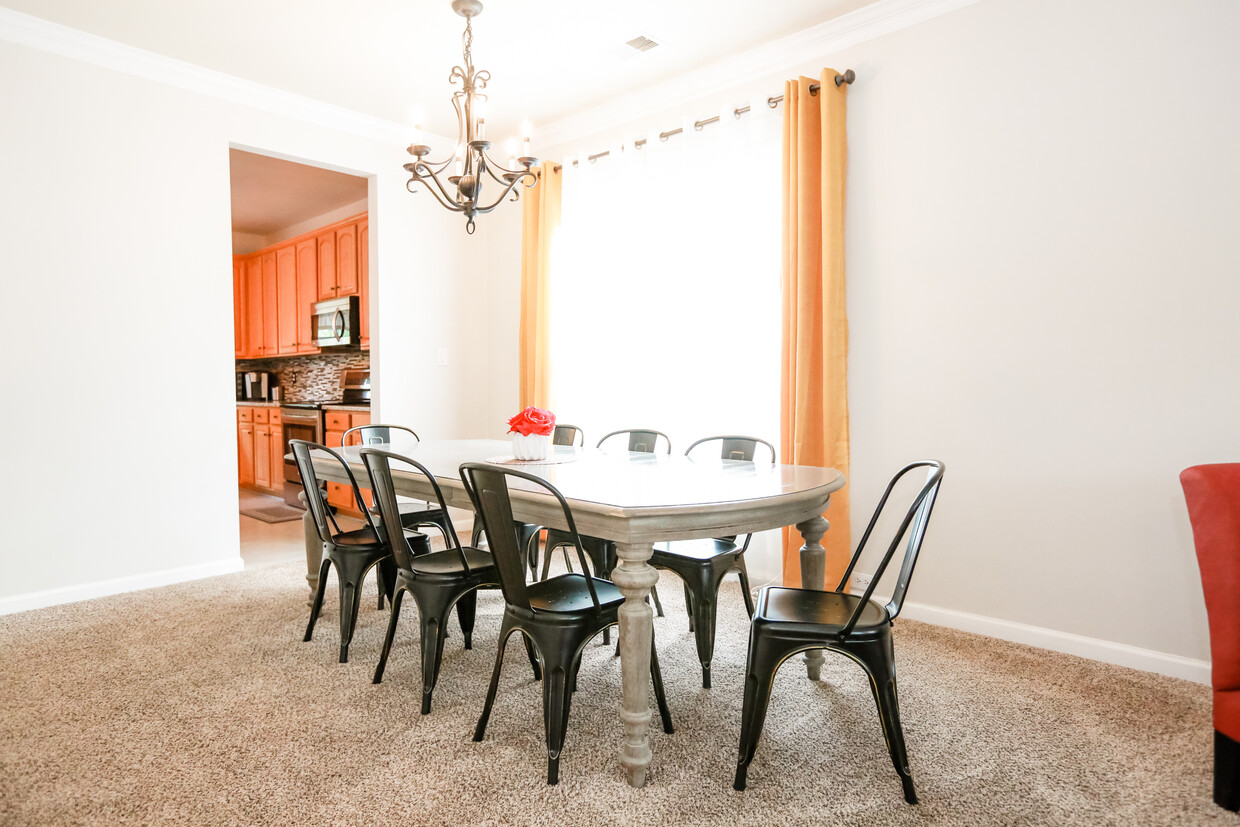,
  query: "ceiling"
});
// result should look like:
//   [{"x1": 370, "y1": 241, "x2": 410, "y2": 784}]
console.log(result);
[
  {"x1": 229, "y1": 149, "x2": 367, "y2": 236},
  {"x1": 1, "y1": 0, "x2": 878, "y2": 138}
]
